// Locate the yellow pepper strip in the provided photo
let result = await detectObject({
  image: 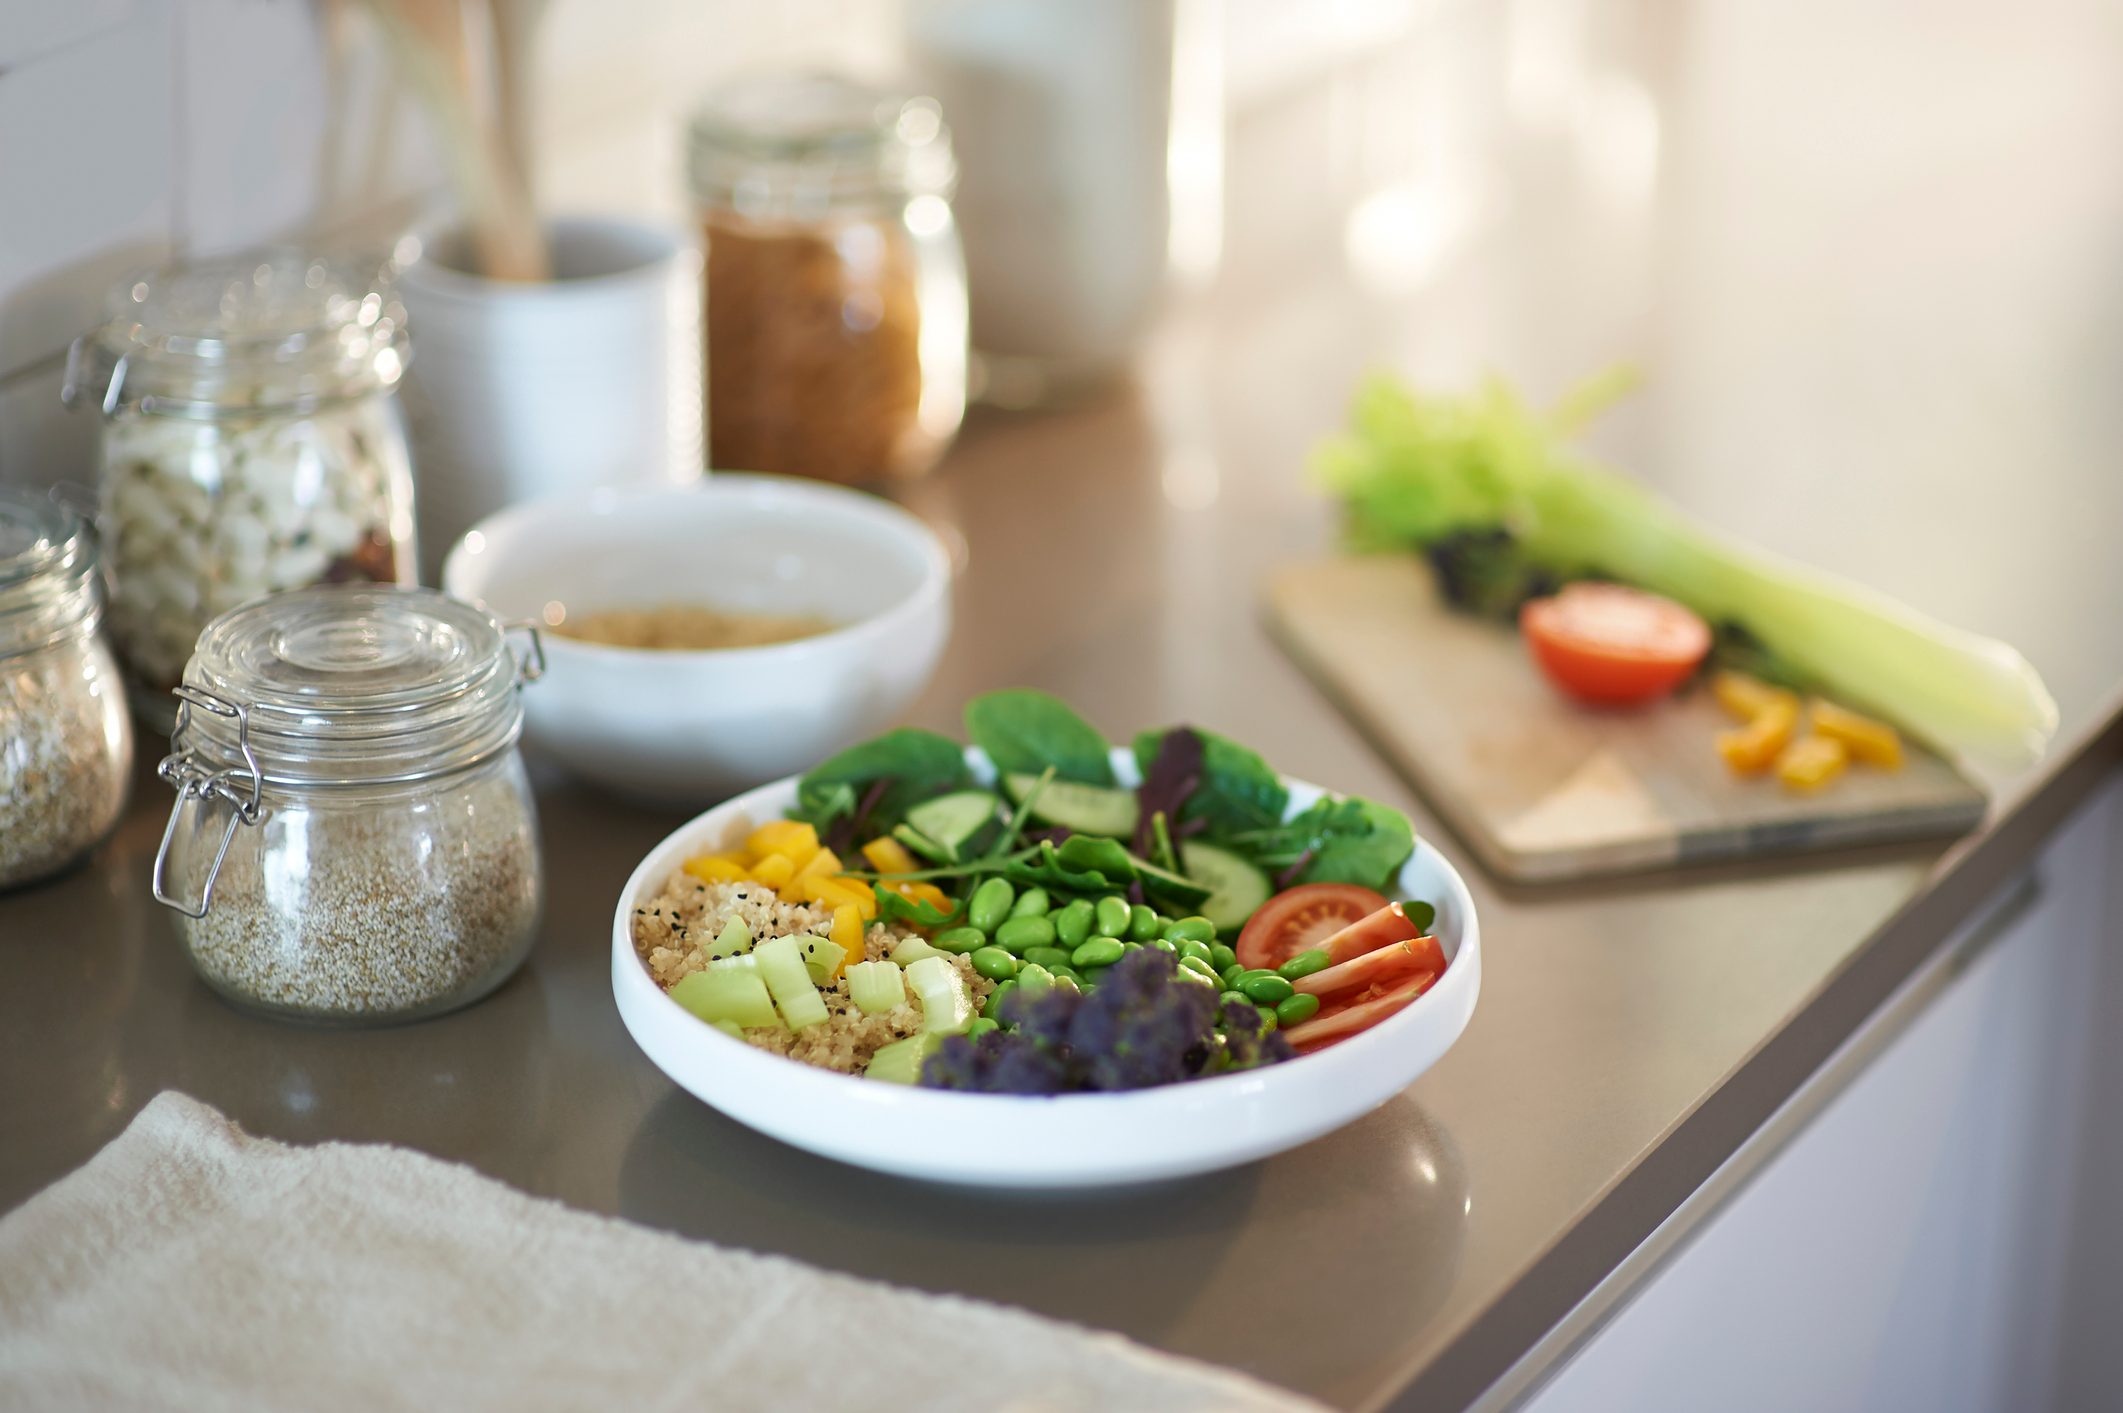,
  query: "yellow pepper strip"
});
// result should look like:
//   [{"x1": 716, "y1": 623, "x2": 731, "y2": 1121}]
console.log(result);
[
  {"x1": 808, "y1": 877, "x2": 867, "y2": 913},
  {"x1": 829, "y1": 904, "x2": 864, "y2": 977},
  {"x1": 1809, "y1": 698, "x2": 1904, "y2": 770},
  {"x1": 1711, "y1": 670, "x2": 1798, "y2": 723},
  {"x1": 861, "y1": 836, "x2": 920, "y2": 875},
  {"x1": 748, "y1": 852, "x2": 795, "y2": 889},
  {"x1": 1777, "y1": 735, "x2": 1850, "y2": 791},
  {"x1": 745, "y1": 819, "x2": 815, "y2": 861},
  {"x1": 794, "y1": 846, "x2": 842, "y2": 884},
  {"x1": 1717, "y1": 696, "x2": 1799, "y2": 774},
  {"x1": 682, "y1": 855, "x2": 750, "y2": 885}
]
